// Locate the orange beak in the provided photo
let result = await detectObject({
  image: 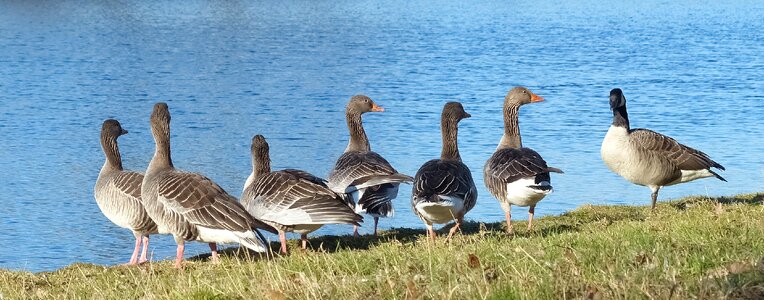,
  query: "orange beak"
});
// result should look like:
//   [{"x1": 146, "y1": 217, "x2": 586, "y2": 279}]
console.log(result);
[
  {"x1": 530, "y1": 92, "x2": 544, "y2": 103},
  {"x1": 371, "y1": 103, "x2": 385, "y2": 112}
]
